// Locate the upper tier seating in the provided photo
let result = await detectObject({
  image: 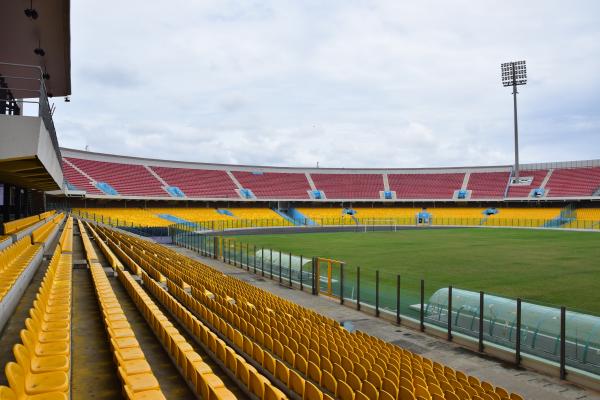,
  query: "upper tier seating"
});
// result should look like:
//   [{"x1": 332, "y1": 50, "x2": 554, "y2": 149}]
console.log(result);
[
  {"x1": 61, "y1": 160, "x2": 102, "y2": 194},
  {"x1": 506, "y1": 170, "x2": 549, "y2": 198},
  {"x1": 467, "y1": 172, "x2": 510, "y2": 199},
  {"x1": 311, "y1": 174, "x2": 383, "y2": 199},
  {"x1": 65, "y1": 157, "x2": 165, "y2": 196},
  {"x1": 232, "y1": 171, "x2": 311, "y2": 199},
  {"x1": 151, "y1": 166, "x2": 239, "y2": 198},
  {"x1": 388, "y1": 173, "x2": 464, "y2": 199},
  {"x1": 545, "y1": 167, "x2": 600, "y2": 197}
]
